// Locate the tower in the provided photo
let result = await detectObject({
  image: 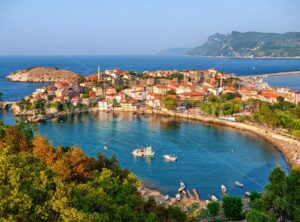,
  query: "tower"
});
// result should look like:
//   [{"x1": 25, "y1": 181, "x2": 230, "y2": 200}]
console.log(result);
[{"x1": 97, "y1": 66, "x2": 101, "y2": 81}]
